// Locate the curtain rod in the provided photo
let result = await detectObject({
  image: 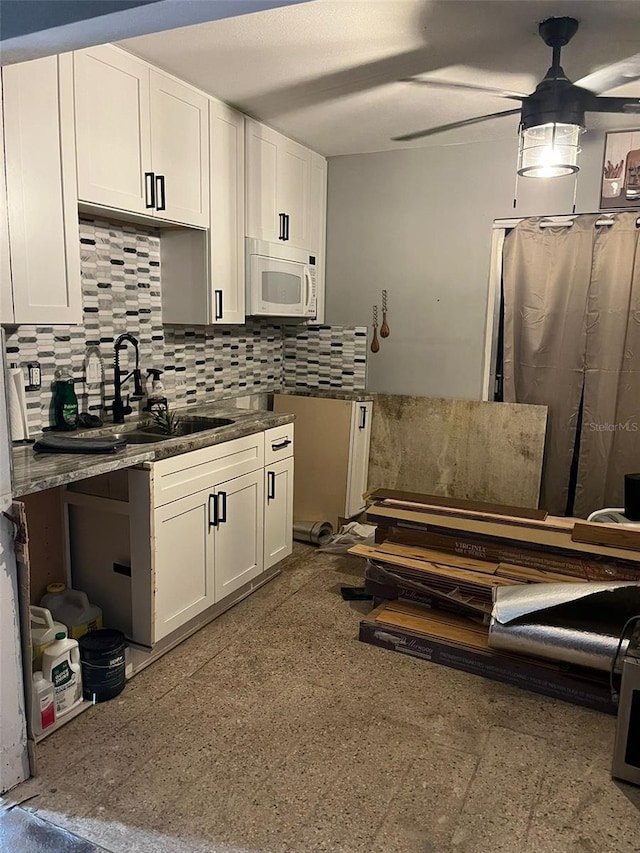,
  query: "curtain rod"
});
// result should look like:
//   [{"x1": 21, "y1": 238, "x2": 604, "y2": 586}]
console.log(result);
[{"x1": 494, "y1": 212, "x2": 640, "y2": 230}]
